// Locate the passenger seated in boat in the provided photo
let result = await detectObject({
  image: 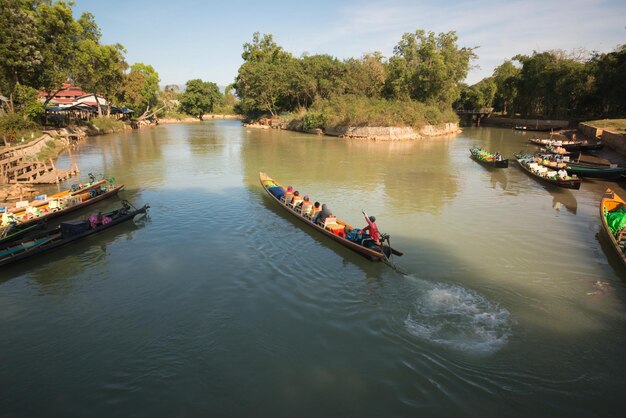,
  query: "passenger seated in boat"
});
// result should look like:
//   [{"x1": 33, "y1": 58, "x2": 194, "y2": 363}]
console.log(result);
[
  {"x1": 308, "y1": 202, "x2": 321, "y2": 219},
  {"x1": 316, "y1": 204, "x2": 332, "y2": 225},
  {"x1": 298, "y1": 196, "x2": 311, "y2": 214},
  {"x1": 282, "y1": 186, "x2": 294, "y2": 204},
  {"x1": 358, "y1": 214, "x2": 380, "y2": 247},
  {"x1": 290, "y1": 191, "x2": 303, "y2": 208},
  {"x1": 494, "y1": 152, "x2": 502, "y2": 161},
  {"x1": 557, "y1": 169, "x2": 568, "y2": 179}
]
